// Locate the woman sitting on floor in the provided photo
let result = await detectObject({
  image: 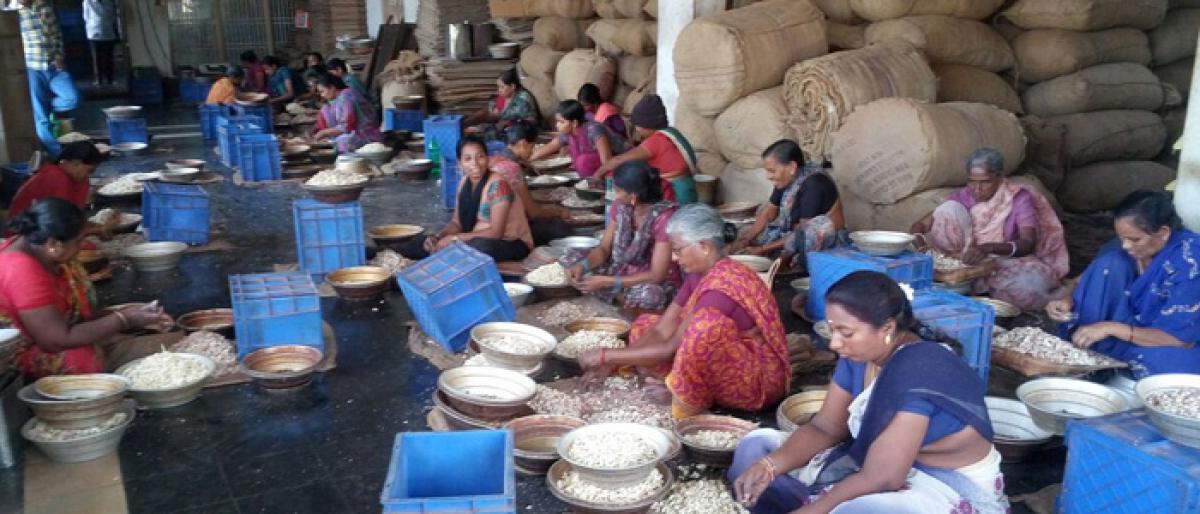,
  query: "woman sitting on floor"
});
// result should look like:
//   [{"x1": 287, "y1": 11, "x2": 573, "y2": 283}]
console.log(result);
[
  {"x1": 594, "y1": 94, "x2": 699, "y2": 205},
  {"x1": 205, "y1": 65, "x2": 243, "y2": 105},
  {"x1": 528, "y1": 100, "x2": 630, "y2": 179},
  {"x1": 408, "y1": 135, "x2": 533, "y2": 262},
  {"x1": 911, "y1": 147, "x2": 1068, "y2": 311},
  {"x1": 0, "y1": 199, "x2": 173, "y2": 380},
  {"x1": 1047, "y1": 190, "x2": 1200, "y2": 378},
  {"x1": 728, "y1": 139, "x2": 842, "y2": 268},
  {"x1": 311, "y1": 73, "x2": 381, "y2": 153},
  {"x1": 264, "y1": 55, "x2": 300, "y2": 107},
  {"x1": 565, "y1": 160, "x2": 681, "y2": 312},
  {"x1": 464, "y1": 69, "x2": 539, "y2": 142},
  {"x1": 578, "y1": 204, "x2": 790, "y2": 418},
  {"x1": 489, "y1": 122, "x2": 572, "y2": 245},
  {"x1": 577, "y1": 83, "x2": 627, "y2": 140},
  {"x1": 730, "y1": 271, "x2": 1007, "y2": 514}
]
